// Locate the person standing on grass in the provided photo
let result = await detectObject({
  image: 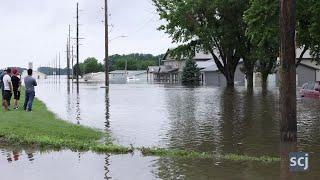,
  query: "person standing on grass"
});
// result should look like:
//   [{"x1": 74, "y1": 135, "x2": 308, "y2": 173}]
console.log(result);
[
  {"x1": 24, "y1": 69, "x2": 37, "y2": 112},
  {"x1": 11, "y1": 68, "x2": 21, "y2": 110},
  {"x1": 0, "y1": 69, "x2": 7, "y2": 107},
  {"x1": 3, "y1": 68, "x2": 13, "y2": 111}
]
